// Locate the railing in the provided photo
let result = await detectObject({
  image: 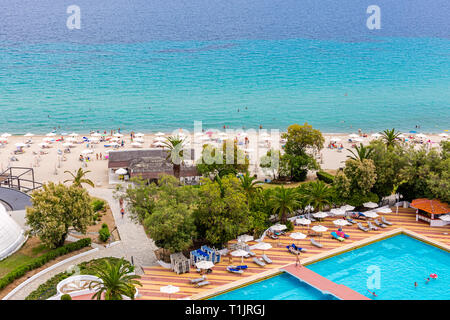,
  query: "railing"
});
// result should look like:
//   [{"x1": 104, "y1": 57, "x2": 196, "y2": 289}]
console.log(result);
[{"x1": 0, "y1": 167, "x2": 43, "y2": 193}]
